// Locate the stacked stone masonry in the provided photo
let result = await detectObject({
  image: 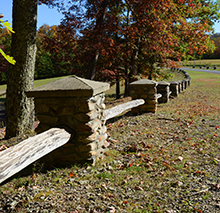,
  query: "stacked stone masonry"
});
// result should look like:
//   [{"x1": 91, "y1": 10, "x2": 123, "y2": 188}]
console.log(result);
[
  {"x1": 24, "y1": 69, "x2": 190, "y2": 167},
  {"x1": 130, "y1": 68, "x2": 191, "y2": 114},
  {"x1": 26, "y1": 76, "x2": 110, "y2": 166},
  {"x1": 157, "y1": 81, "x2": 170, "y2": 103},
  {"x1": 130, "y1": 79, "x2": 158, "y2": 114}
]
